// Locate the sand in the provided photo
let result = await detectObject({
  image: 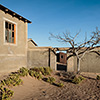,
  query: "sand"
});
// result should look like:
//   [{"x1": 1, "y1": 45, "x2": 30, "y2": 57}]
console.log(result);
[{"x1": 2, "y1": 71, "x2": 100, "y2": 100}]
